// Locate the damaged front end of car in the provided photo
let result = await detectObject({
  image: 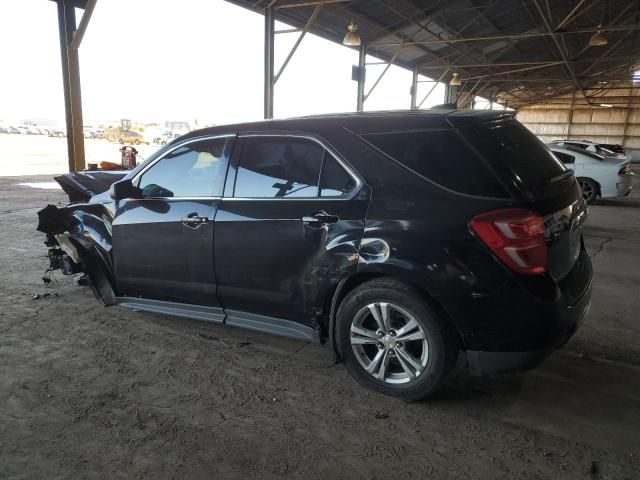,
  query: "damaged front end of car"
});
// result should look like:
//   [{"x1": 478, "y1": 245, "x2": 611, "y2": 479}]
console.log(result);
[{"x1": 37, "y1": 173, "x2": 123, "y2": 306}]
